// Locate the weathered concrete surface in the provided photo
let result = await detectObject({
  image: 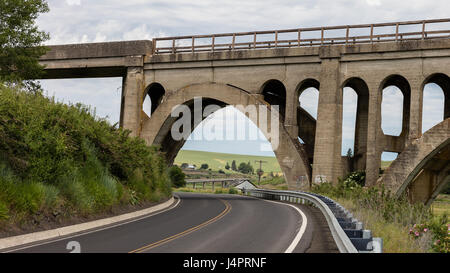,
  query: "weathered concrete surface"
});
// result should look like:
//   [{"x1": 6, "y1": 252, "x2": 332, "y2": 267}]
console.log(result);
[
  {"x1": 140, "y1": 83, "x2": 312, "y2": 190},
  {"x1": 377, "y1": 118, "x2": 450, "y2": 204},
  {"x1": 39, "y1": 40, "x2": 151, "y2": 78},
  {"x1": 37, "y1": 37, "x2": 450, "y2": 195}
]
